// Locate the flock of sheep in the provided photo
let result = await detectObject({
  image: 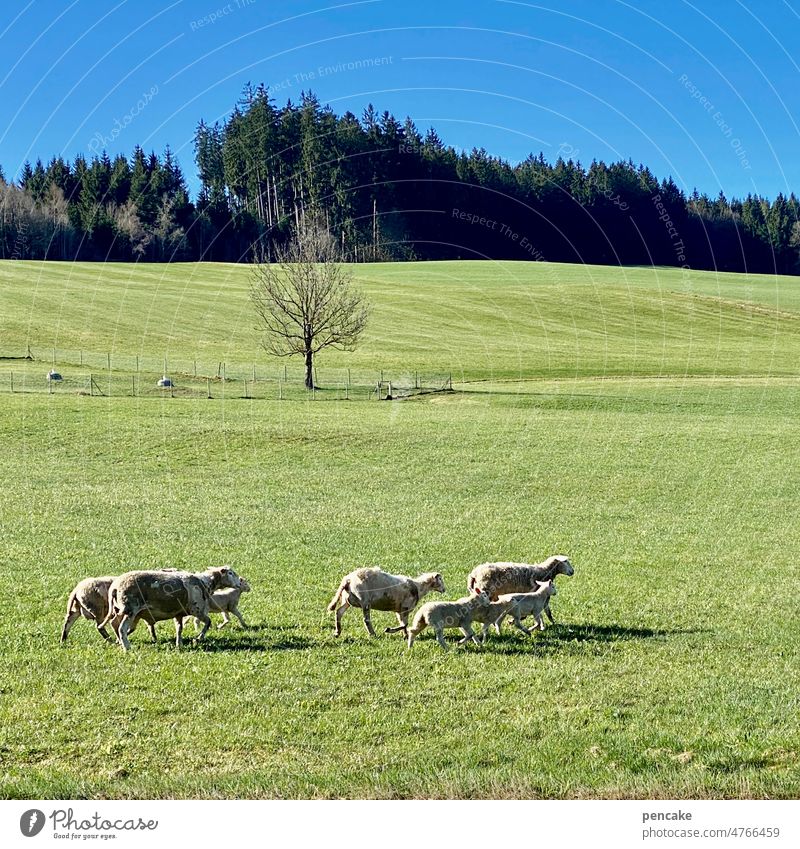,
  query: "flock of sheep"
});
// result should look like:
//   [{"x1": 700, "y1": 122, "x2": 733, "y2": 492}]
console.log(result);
[{"x1": 60, "y1": 555, "x2": 575, "y2": 652}]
